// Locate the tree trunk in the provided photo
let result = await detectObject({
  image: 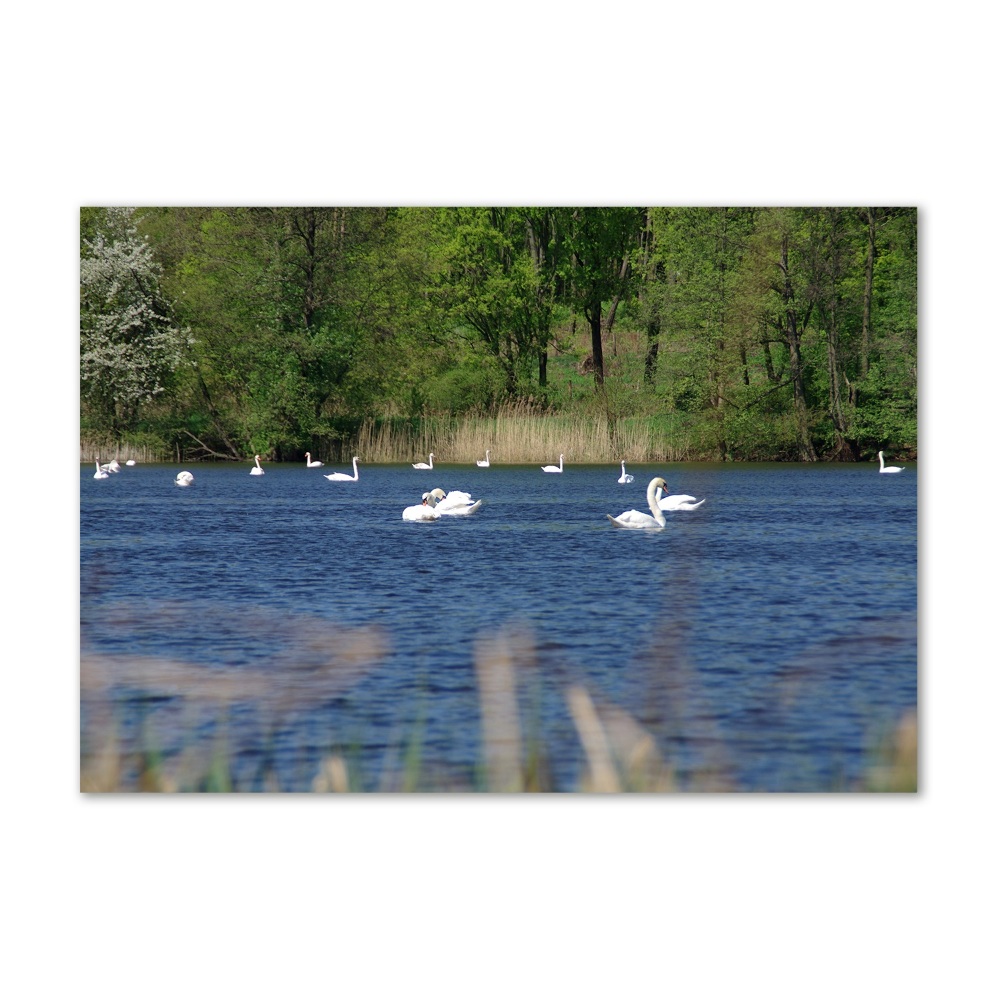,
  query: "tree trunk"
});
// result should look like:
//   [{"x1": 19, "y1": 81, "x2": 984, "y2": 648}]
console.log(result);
[
  {"x1": 586, "y1": 297, "x2": 605, "y2": 389},
  {"x1": 196, "y1": 373, "x2": 243, "y2": 459},
  {"x1": 860, "y1": 208, "x2": 876, "y2": 381},
  {"x1": 602, "y1": 257, "x2": 631, "y2": 356},
  {"x1": 780, "y1": 236, "x2": 817, "y2": 461},
  {"x1": 826, "y1": 309, "x2": 854, "y2": 459},
  {"x1": 644, "y1": 315, "x2": 660, "y2": 385}
]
